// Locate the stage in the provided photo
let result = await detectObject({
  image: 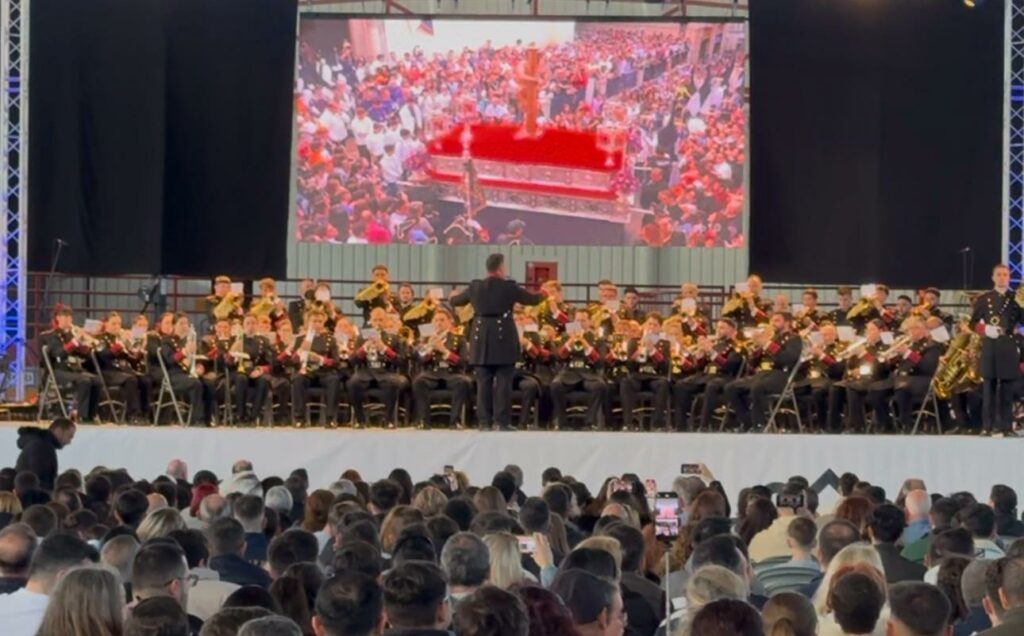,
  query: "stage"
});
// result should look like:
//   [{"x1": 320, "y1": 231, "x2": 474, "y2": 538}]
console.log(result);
[{"x1": 1, "y1": 423, "x2": 1021, "y2": 503}]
